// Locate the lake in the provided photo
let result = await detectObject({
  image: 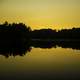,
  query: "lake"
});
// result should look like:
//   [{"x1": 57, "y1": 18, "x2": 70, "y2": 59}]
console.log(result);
[{"x1": 0, "y1": 47, "x2": 80, "y2": 80}]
